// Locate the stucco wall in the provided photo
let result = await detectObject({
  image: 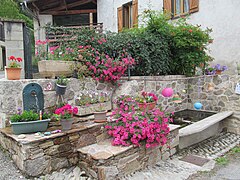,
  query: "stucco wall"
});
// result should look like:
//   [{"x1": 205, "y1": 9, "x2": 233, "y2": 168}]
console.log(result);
[
  {"x1": 33, "y1": 15, "x2": 53, "y2": 41},
  {"x1": 98, "y1": 0, "x2": 240, "y2": 74},
  {"x1": 1, "y1": 21, "x2": 25, "y2": 78}
]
